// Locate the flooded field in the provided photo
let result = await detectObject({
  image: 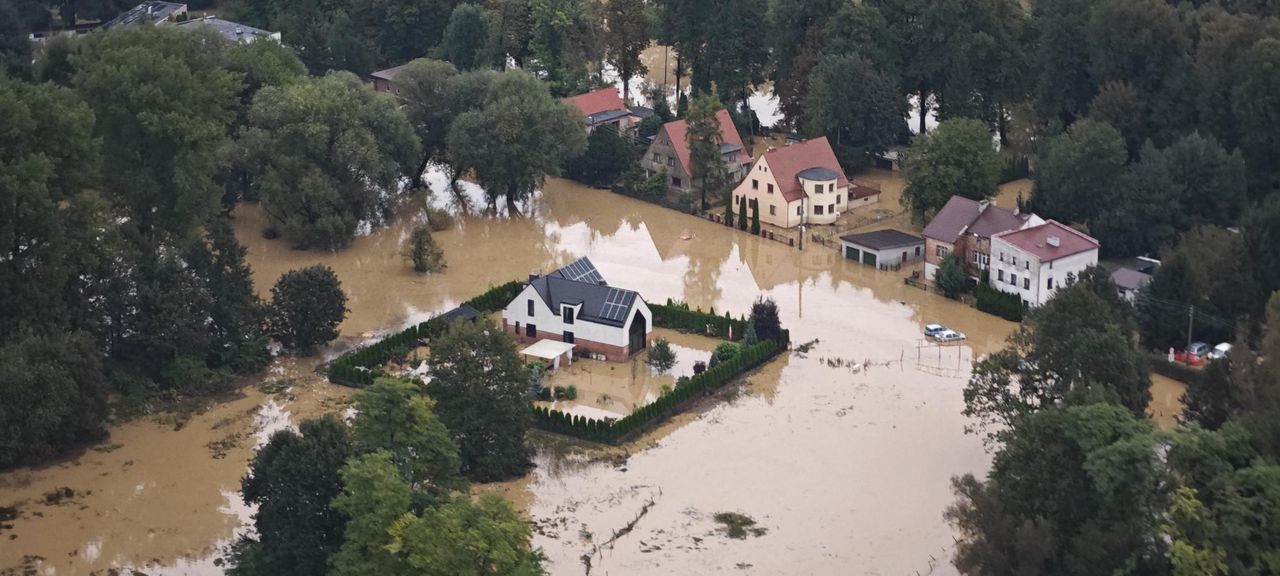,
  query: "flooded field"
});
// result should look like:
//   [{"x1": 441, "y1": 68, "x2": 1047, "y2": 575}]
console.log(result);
[{"x1": 0, "y1": 170, "x2": 1184, "y2": 575}]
